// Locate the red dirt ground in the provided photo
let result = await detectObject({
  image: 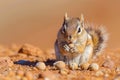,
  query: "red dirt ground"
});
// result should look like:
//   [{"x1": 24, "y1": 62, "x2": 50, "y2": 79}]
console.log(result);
[
  {"x1": 0, "y1": 1, "x2": 120, "y2": 80},
  {"x1": 0, "y1": 43, "x2": 120, "y2": 80}
]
